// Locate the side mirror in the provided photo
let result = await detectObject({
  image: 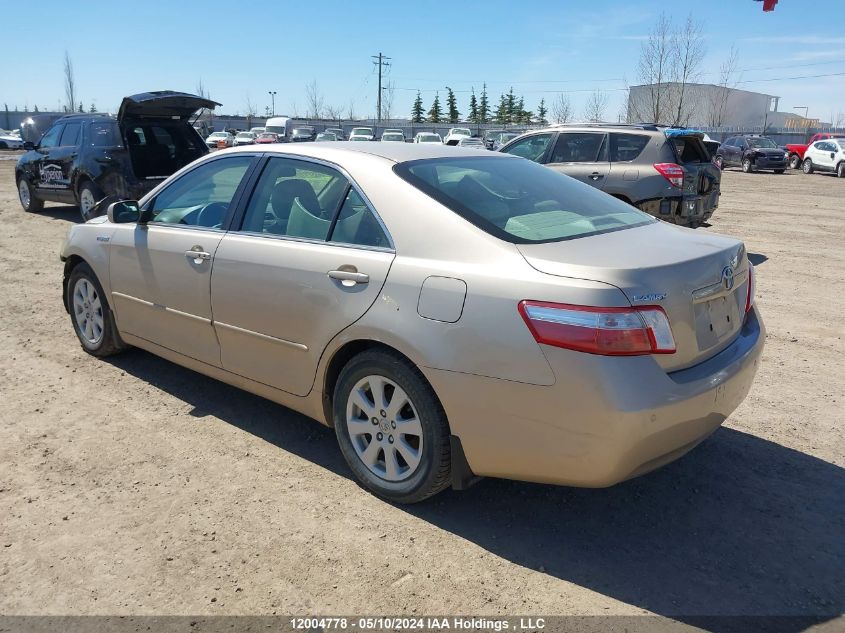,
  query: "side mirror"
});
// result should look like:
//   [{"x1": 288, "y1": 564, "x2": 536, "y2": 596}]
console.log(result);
[
  {"x1": 23, "y1": 141, "x2": 35, "y2": 151},
  {"x1": 107, "y1": 200, "x2": 141, "y2": 224}
]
